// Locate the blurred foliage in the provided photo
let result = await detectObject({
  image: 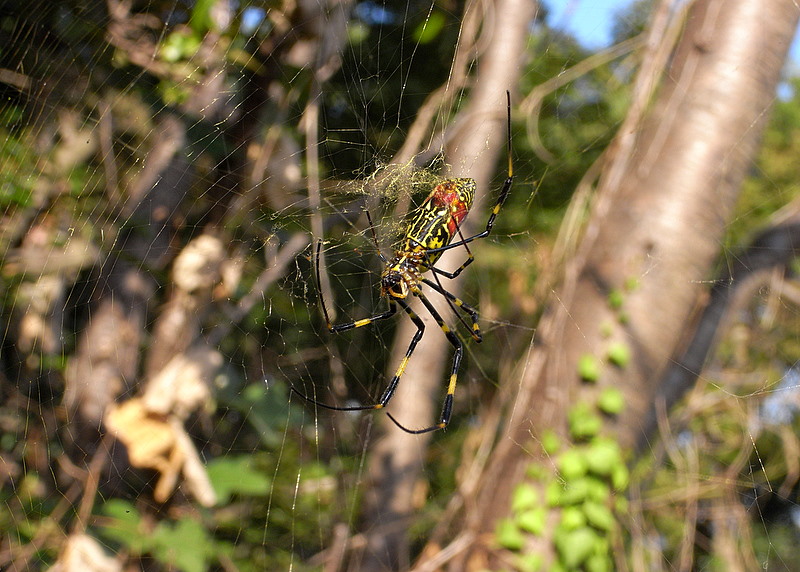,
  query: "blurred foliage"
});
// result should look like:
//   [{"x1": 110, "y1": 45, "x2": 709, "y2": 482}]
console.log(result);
[
  {"x1": 2, "y1": 0, "x2": 800, "y2": 570},
  {"x1": 734, "y1": 77, "x2": 800, "y2": 244}
]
